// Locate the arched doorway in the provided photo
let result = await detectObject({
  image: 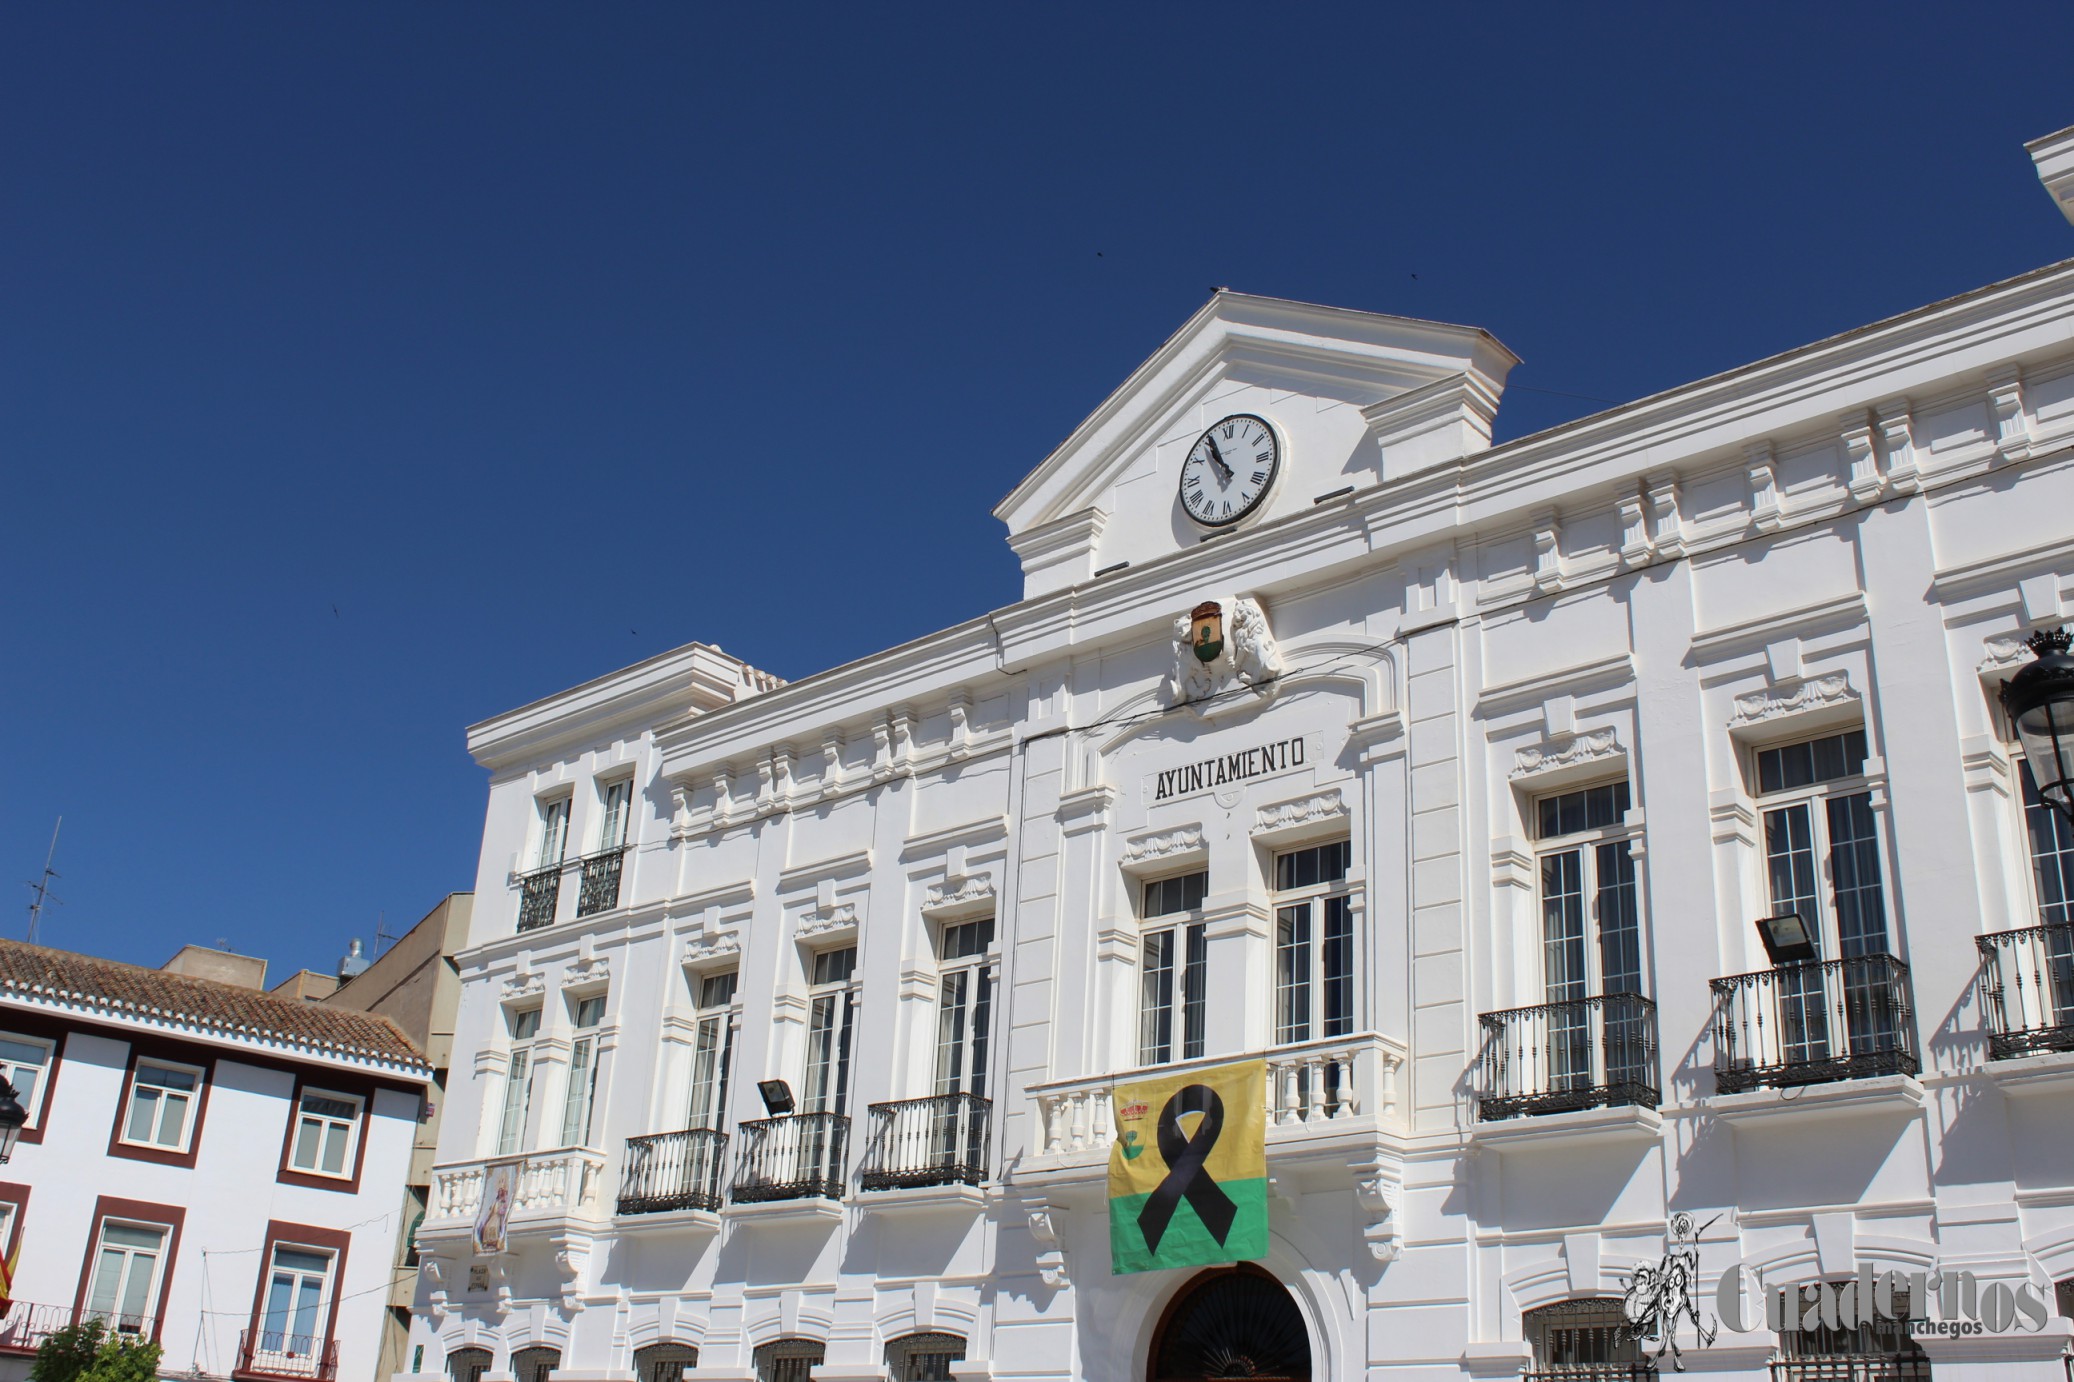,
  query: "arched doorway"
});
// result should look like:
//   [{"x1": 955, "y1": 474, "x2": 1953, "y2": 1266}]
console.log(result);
[{"x1": 1148, "y1": 1264, "x2": 1311, "y2": 1381}]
